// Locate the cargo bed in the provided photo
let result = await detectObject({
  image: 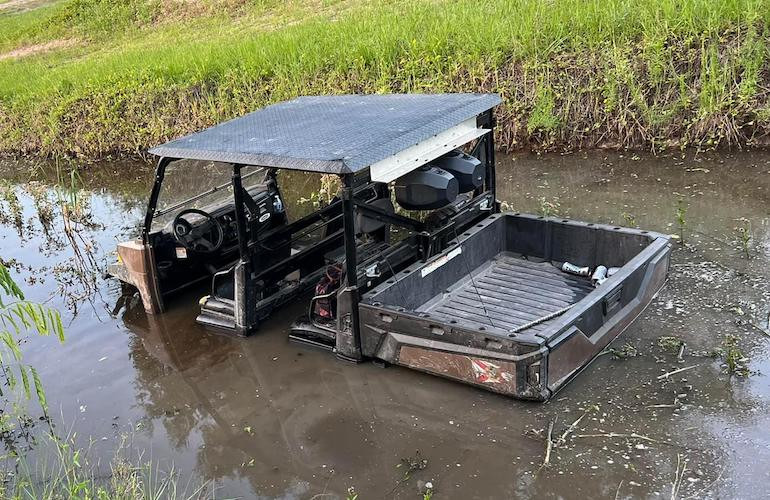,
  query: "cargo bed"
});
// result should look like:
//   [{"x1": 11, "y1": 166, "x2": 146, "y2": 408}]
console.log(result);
[
  {"x1": 359, "y1": 213, "x2": 671, "y2": 400},
  {"x1": 419, "y1": 253, "x2": 594, "y2": 334}
]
